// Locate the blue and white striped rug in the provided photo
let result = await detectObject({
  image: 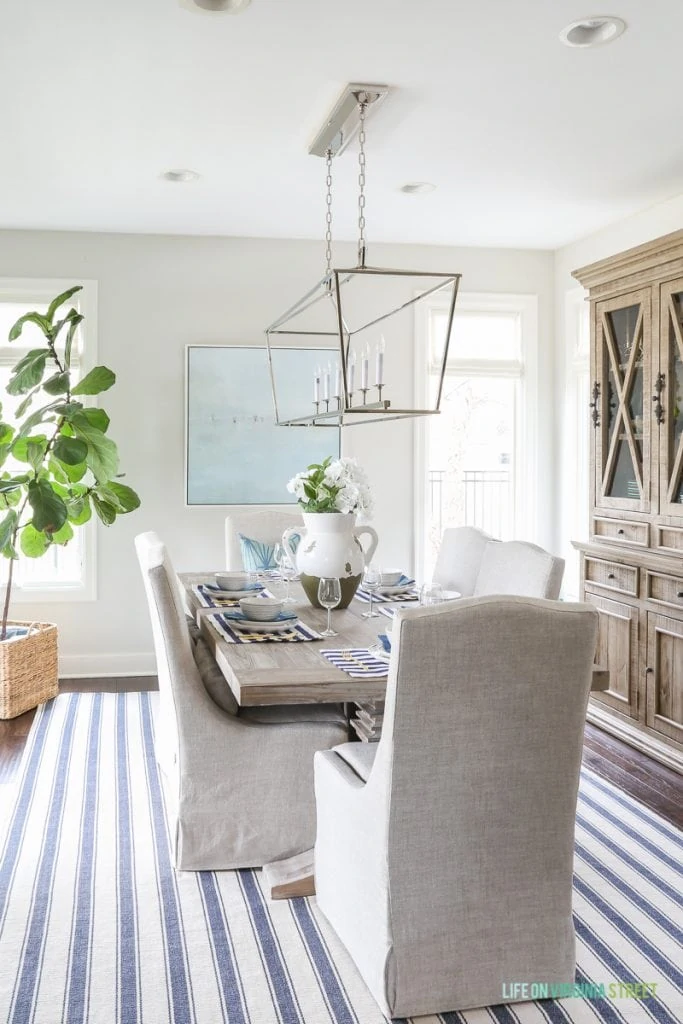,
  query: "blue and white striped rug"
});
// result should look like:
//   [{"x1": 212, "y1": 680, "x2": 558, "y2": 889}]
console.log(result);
[{"x1": 0, "y1": 692, "x2": 681, "y2": 1024}]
